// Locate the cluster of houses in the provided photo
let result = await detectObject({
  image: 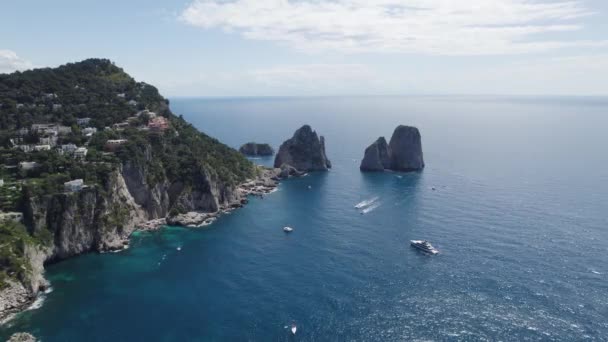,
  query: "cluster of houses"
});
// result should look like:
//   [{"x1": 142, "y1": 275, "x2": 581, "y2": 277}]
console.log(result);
[
  {"x1": 10, "y1": 118, "x2": 97, "y2": 159},
  {"x1": 110, "y1": 110, "x2": 169, "y2": 134}
]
